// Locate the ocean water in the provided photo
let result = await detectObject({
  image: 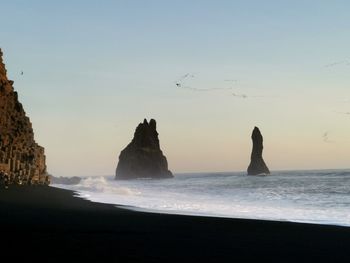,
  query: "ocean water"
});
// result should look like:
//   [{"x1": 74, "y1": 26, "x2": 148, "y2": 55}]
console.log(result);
[{"x1": 52, "y1": 170, "x2": 350, "y2": 227}]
